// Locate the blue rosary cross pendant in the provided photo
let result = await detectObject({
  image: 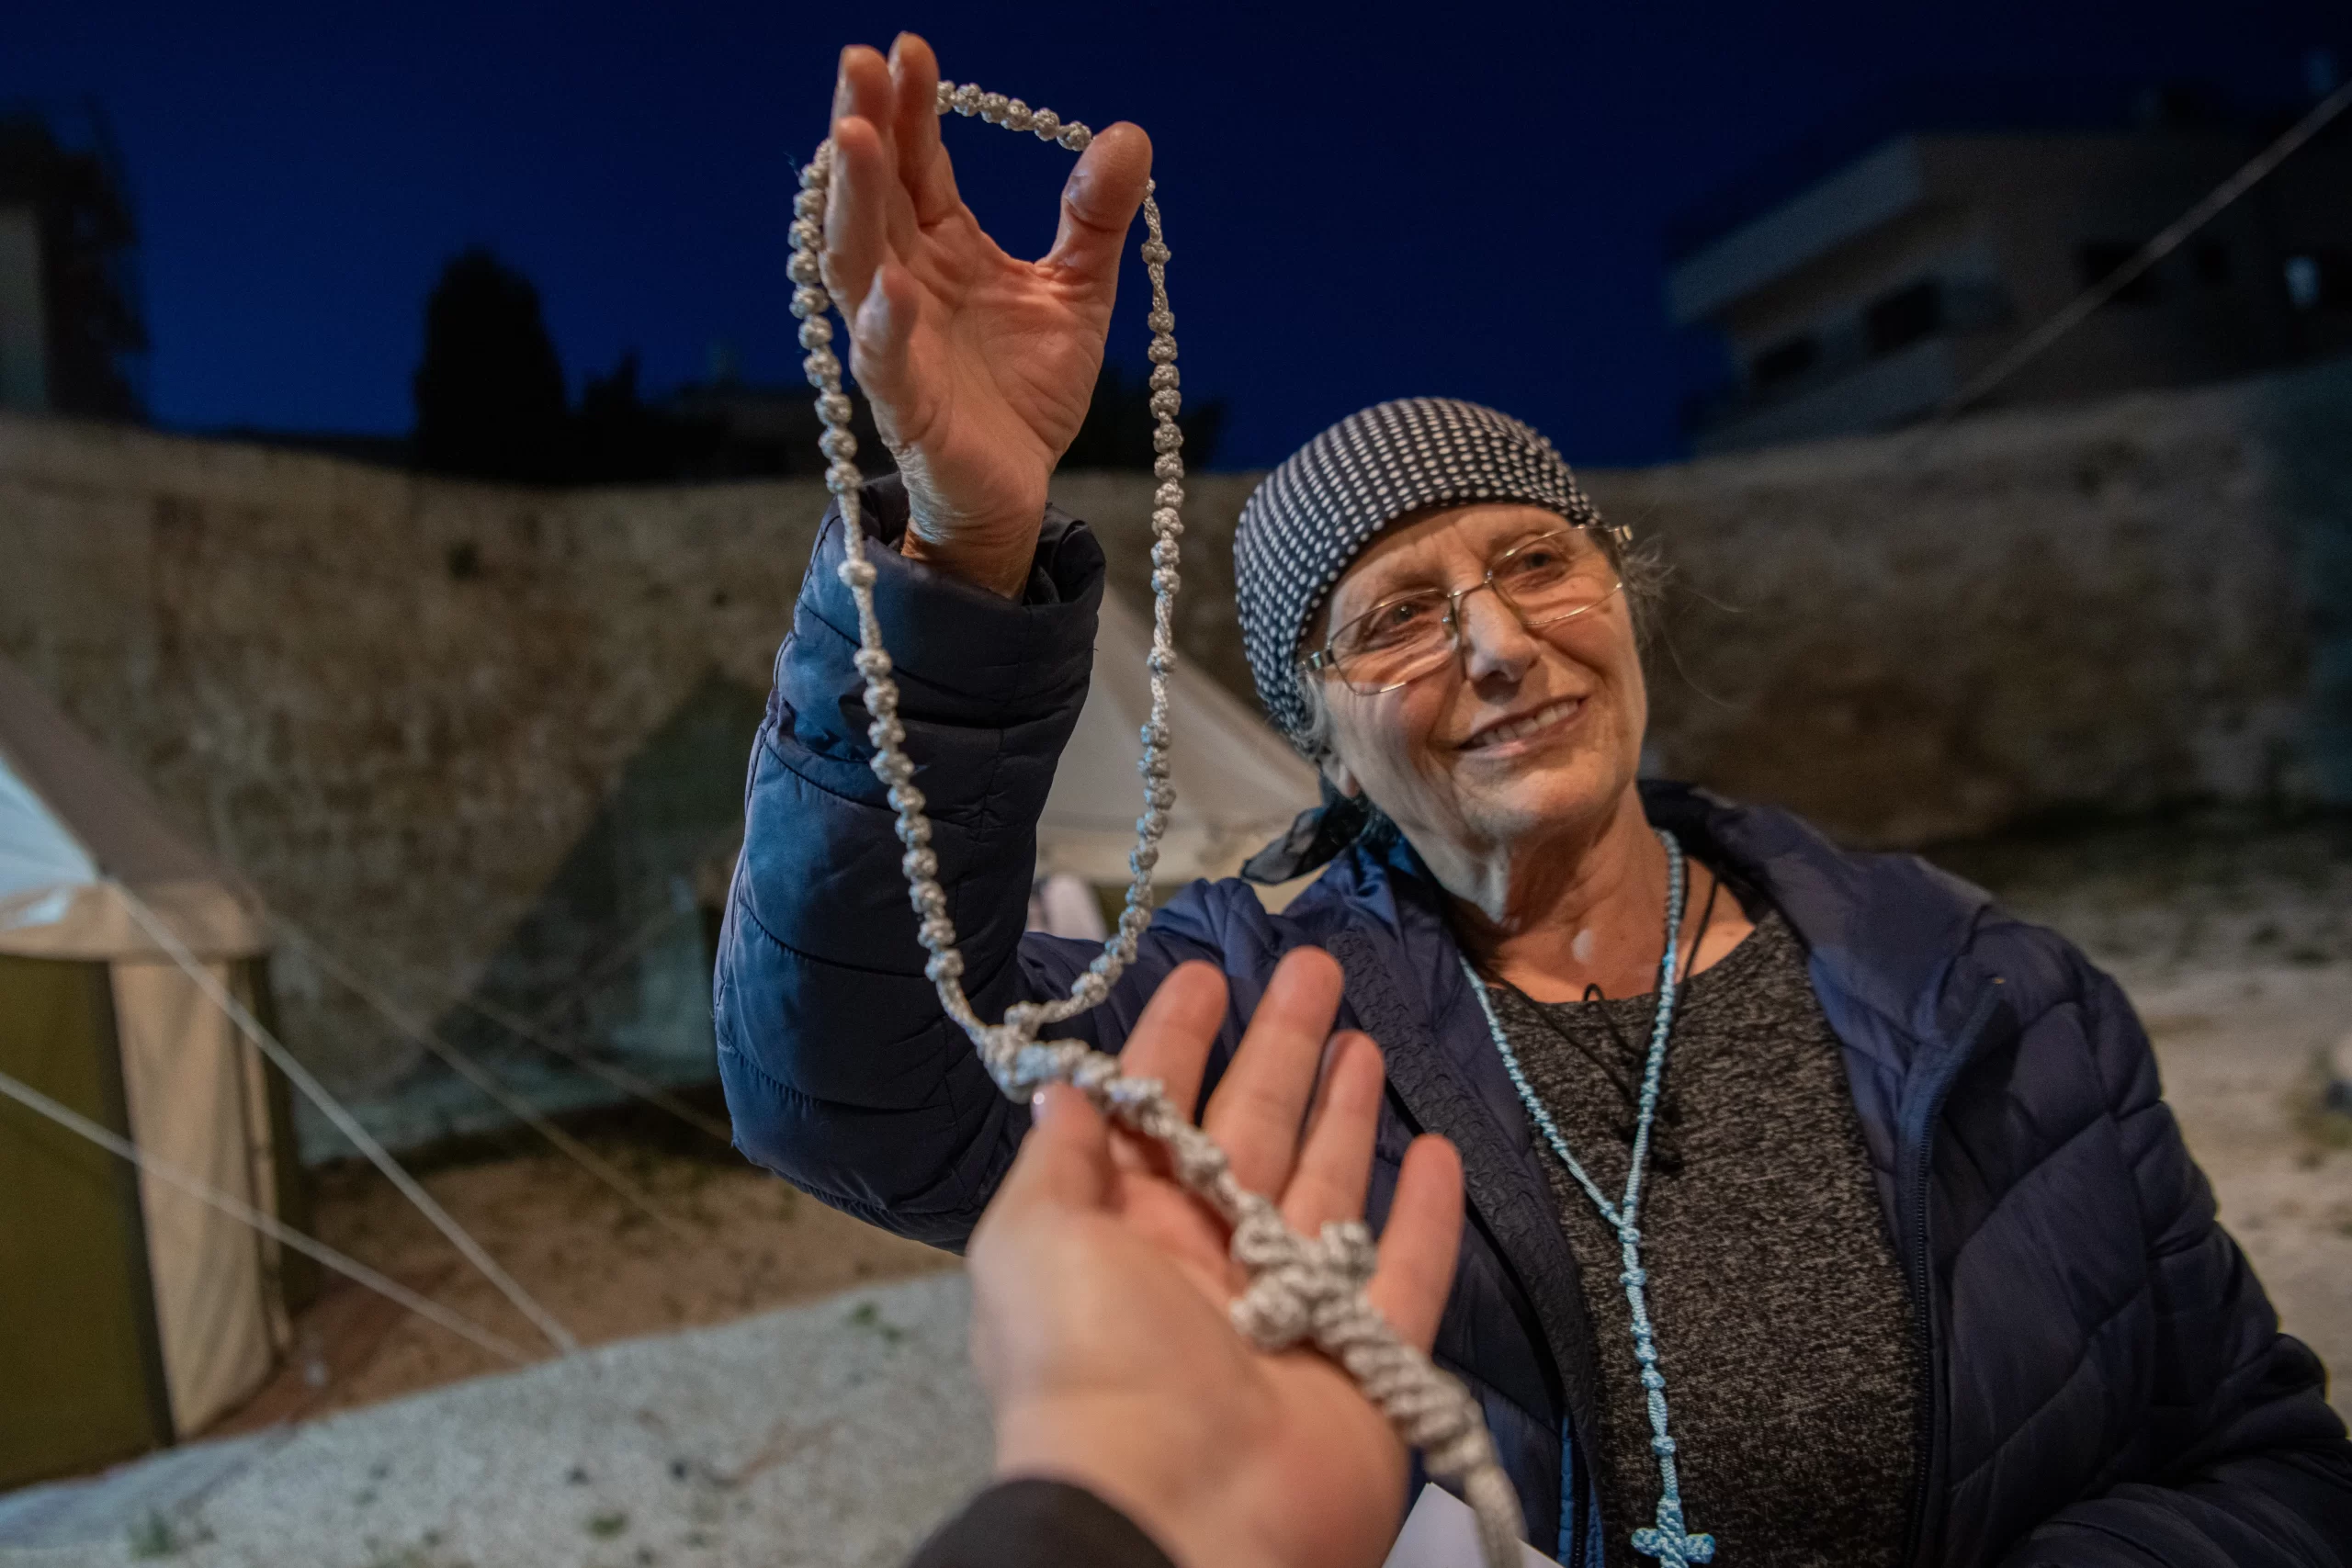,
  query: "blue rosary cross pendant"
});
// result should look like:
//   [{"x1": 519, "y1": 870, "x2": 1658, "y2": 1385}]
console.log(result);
[{"x1": 1632, "y1": 1523, "x2": 1716, "y2": 1565}]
